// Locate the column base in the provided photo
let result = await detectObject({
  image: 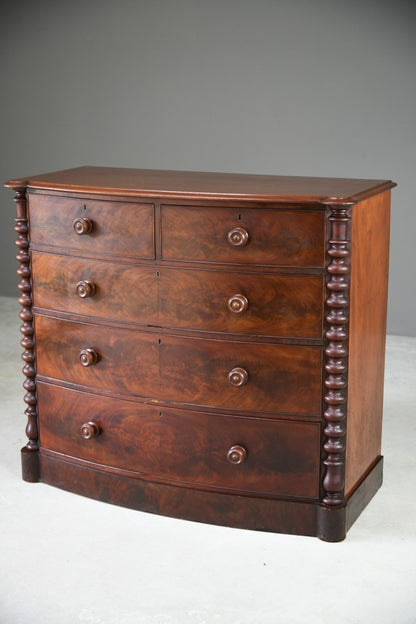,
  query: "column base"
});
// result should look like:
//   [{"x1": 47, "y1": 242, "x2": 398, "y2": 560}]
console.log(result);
[{"x1": 21, "y1": 446, "x2": 40, "y2": 482}]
